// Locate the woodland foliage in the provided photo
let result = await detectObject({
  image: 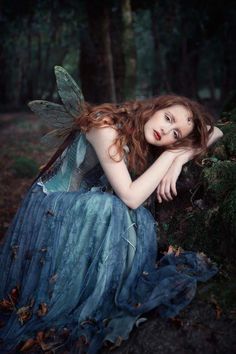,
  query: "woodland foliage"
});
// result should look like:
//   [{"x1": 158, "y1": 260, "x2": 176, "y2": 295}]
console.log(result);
[{"x1": 0, "y1": 0, "x2": 235, "y2": 109}]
